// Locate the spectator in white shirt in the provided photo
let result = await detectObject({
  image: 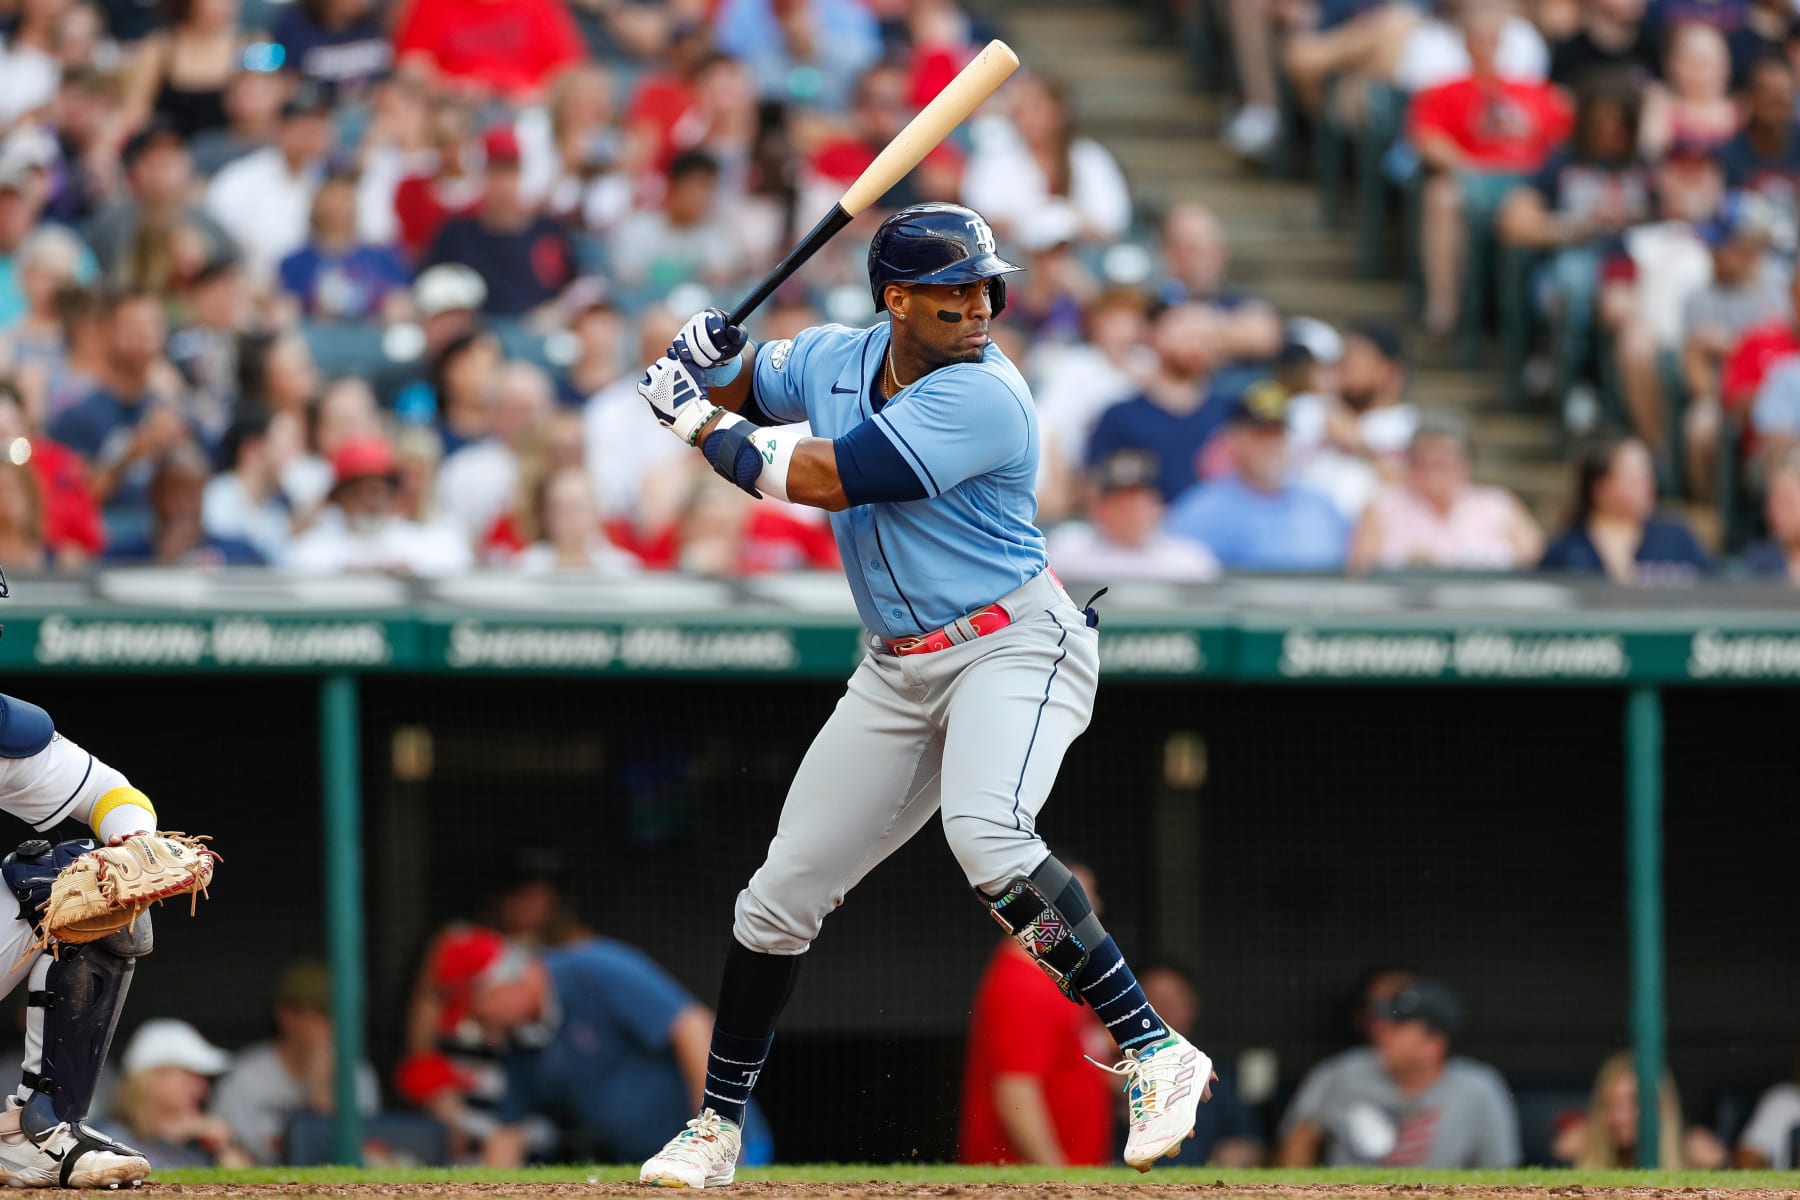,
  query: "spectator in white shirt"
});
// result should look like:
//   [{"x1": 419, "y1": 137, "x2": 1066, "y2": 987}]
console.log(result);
[
  {"x1": 1048, "y1": 449, "x2": 1221, "y2": 583},
  {"x1": 513, "y1": 466, "x2": 641, "y2": 574},
  {"x1": 211, "y1": 963, "x2": 379, "y2": 1166},
  {"x1": 0, "y1": 0, "x2": 62, "y2": 130},
  {"x1": 962, "y1": 72, "x2": 1131, "y2": 253},
  {"x1": 202, "y1": 410, "x2": 298, "y2": 563},
  {"x1": 434, "y1": 360, "x2": 555, "y2": 550},
  {"x1": 204, "y1": 83, "x2": 335, "y2": 282},
  {"x1": 1032, "y1": 286, "x2": 1154, "y2": 522},
  {"x1": 584, "y1": 305, "x2": 688, "y2": 528},
  {"x1": 1737, "y1": 1068, "x2": 1800, "y2": 1168},
  {"x1": 287, "y1": 433, "x2": 473, "y2": 575}
]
